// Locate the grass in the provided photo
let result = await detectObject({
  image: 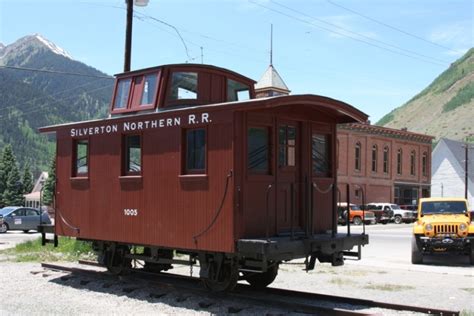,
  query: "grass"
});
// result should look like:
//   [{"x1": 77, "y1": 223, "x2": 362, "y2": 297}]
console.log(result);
[
  {"x1": 0, "y1": 237, "x2": 96, "y2": 262},
  {"x1": 442, "y1": 81, "x2": 474, "y2": 113},
  {"x1": 329, "y1": 277, "x2": 357, "y2": 286},
  {"x1": 363, "y1": 283, "x2": 415, "y2": 292},
  {"x1": 460, "y1": 310, "x2": 474, "y2": 316},
  {"x1": 461, "y1": 288, "x2": 474, "y2": 294}
]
